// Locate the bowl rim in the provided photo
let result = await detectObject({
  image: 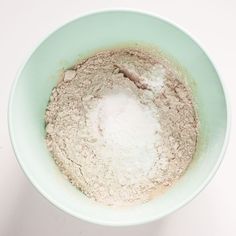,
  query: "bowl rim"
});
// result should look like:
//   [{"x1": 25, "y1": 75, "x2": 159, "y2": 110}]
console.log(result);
[{"x1": 8, "y1": 8, "x2": 231, "y2": 226}]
